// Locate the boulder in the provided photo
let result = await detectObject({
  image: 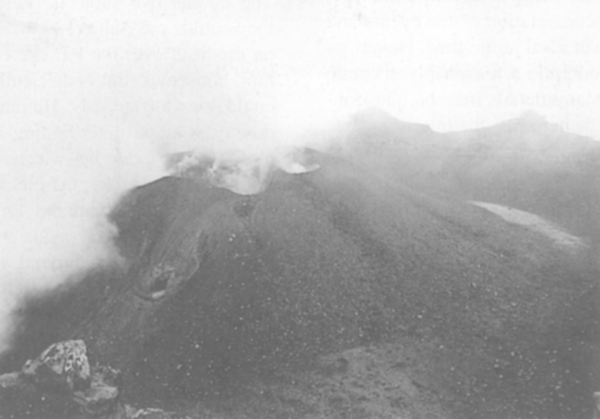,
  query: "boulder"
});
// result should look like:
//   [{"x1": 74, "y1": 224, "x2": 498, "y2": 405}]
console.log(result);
[
  {"x1": 22, "y1": 339, "x2": 90, "y2": 393},
  {"x1": 0, "y1": 340, "x2": 121, "y2": 418}
]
